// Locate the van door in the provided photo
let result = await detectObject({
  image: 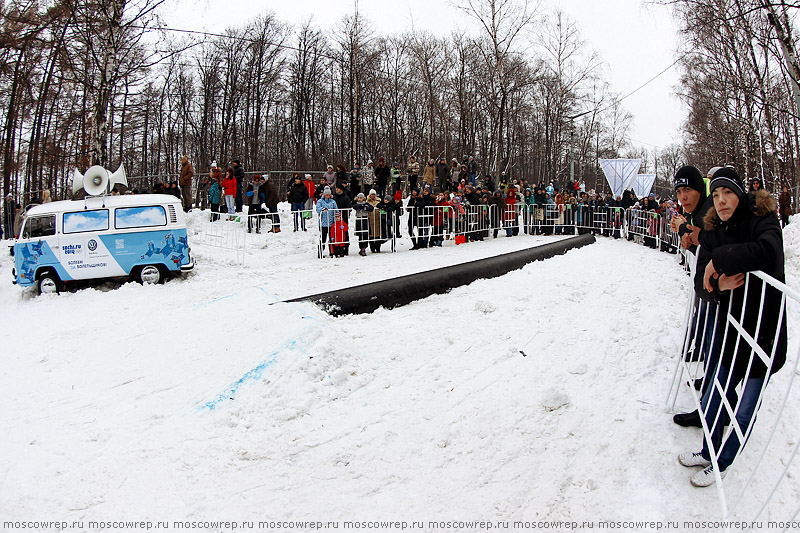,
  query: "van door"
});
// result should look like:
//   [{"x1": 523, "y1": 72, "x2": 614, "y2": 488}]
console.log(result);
[{"x1": 15, "y1": 214, "x2": 62, "y2": 286}]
